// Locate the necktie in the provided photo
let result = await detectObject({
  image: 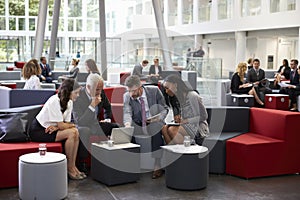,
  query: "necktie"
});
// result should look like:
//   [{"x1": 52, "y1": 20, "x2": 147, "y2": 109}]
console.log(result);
[
  {"x1": 140, "y1": 97, "x2": 147, "y2": 128},
  {"x1": 292, "y1": 71, "x2": 295, "y2": 80}
]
